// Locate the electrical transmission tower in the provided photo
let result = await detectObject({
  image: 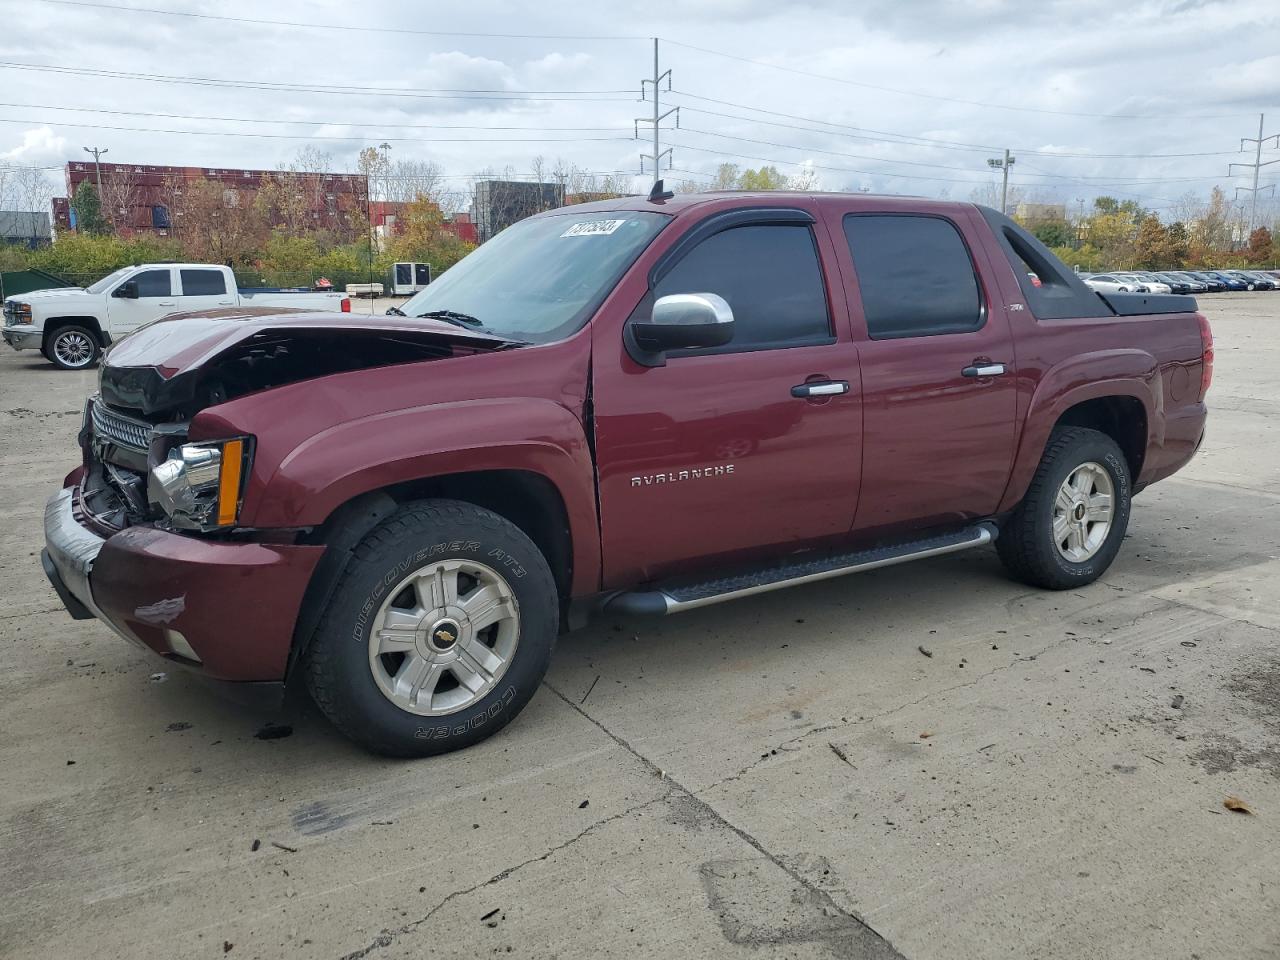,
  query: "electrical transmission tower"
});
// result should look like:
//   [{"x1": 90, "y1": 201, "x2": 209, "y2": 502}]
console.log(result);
[
  {"x1": 636, "y1": 38, "x2": 678, "y2": 183},
  {"x1": 1229, "y1": 113, "x2": 1278, "y2": 238}
]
